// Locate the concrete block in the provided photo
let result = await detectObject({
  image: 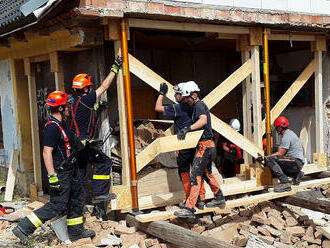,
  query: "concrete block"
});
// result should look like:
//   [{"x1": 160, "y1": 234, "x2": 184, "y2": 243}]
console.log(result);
[
  {"x1": 287, "y1": 0, "x2": 311, "y2": 13},
  {"x1": 261, "y1": 0, "x2": 288, "y2": 11},
  {"x1": 203, "y1": 0, "x2": 233, "y2": 7},
  {"x1": 233, "y1": 0, "x2": 262, "y2": 9}
]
